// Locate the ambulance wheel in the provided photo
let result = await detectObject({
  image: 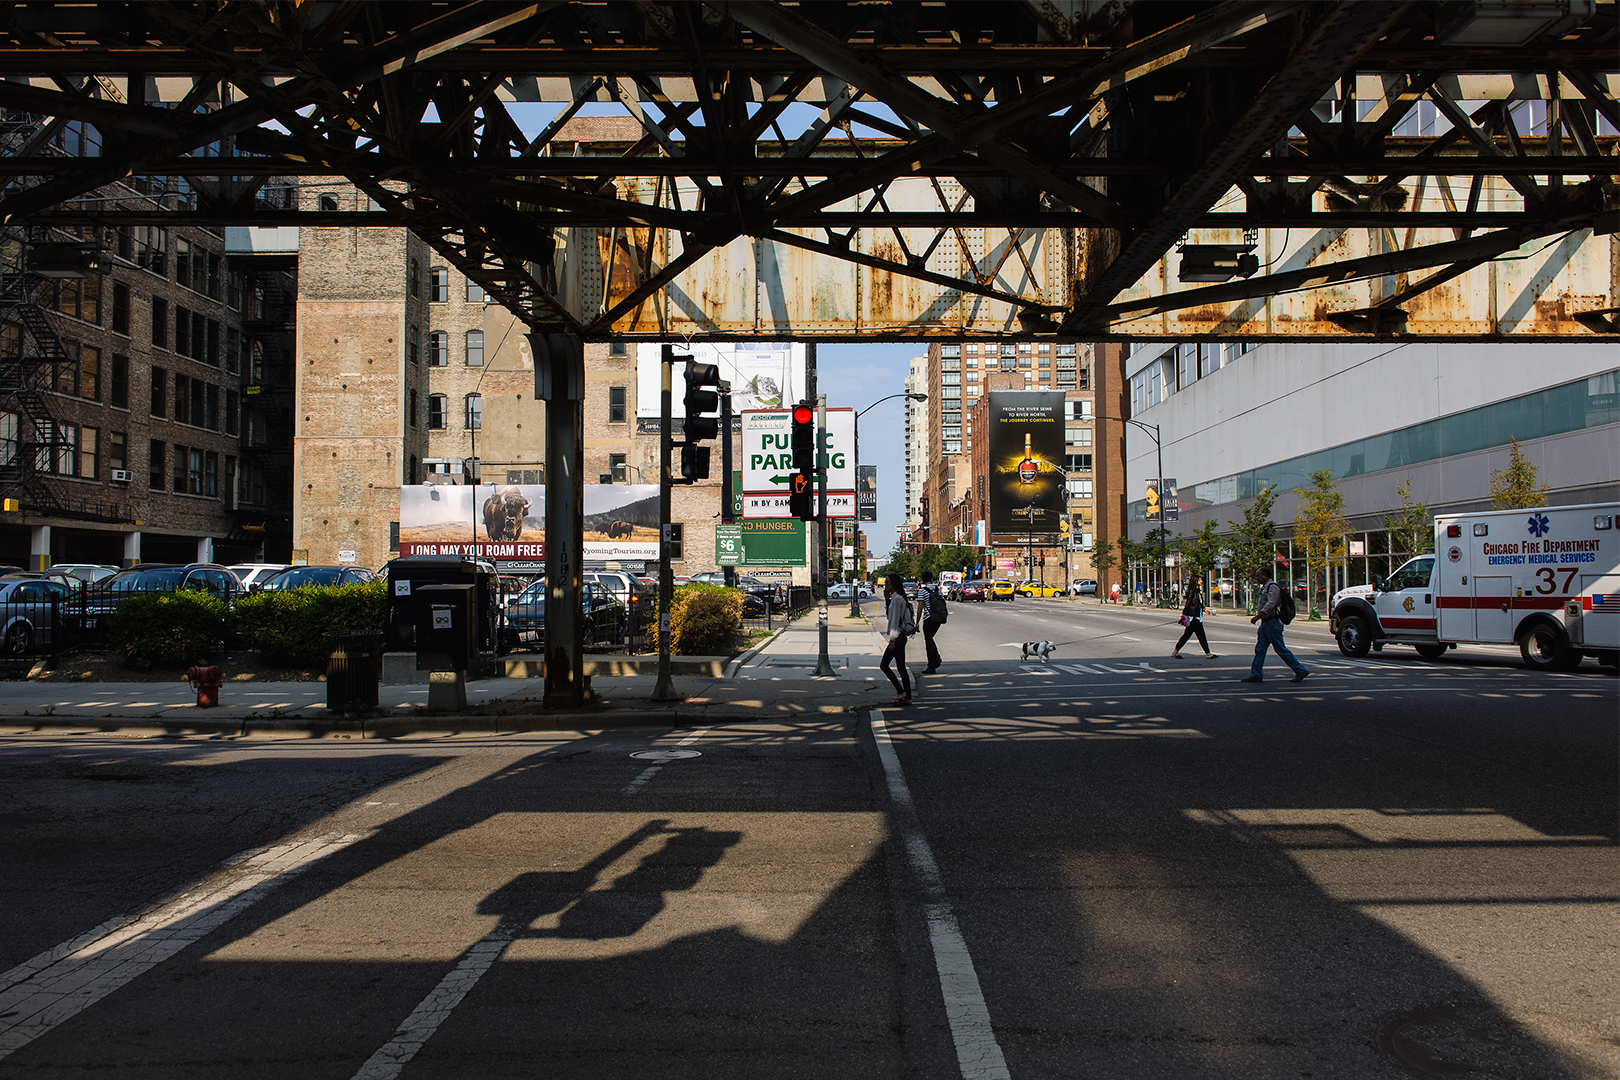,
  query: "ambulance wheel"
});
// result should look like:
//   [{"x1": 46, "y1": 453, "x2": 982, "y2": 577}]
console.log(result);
[
  {"x1": 1414, "y1": 643, "x2": 1447, "y2": 661},
  {"x1": 1336, "y1": 616, "x2": 1371, "y2": 658},
  {"x1": 1518, "y1": 621, "x2": 1570, "y2": 672}
]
